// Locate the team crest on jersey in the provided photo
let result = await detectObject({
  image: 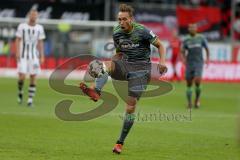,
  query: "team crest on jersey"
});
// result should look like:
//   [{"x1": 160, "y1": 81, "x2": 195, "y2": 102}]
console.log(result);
[{"x1": 131, "y1": 35, "x2": 139, "y2": 43}]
